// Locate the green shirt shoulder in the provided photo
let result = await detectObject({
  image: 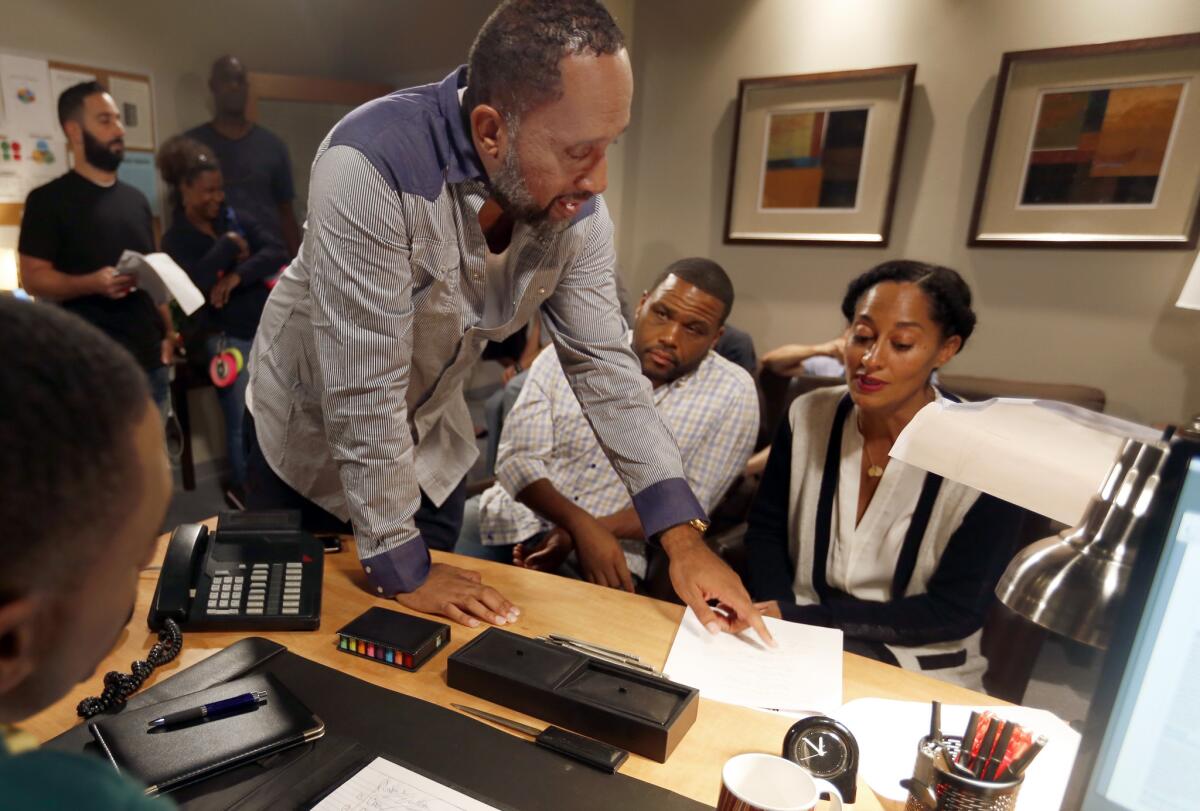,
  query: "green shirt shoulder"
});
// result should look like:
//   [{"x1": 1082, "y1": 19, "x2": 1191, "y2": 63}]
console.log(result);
[{"x1": 0, "y1": 747, "x2": 174, "y2": 810}]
